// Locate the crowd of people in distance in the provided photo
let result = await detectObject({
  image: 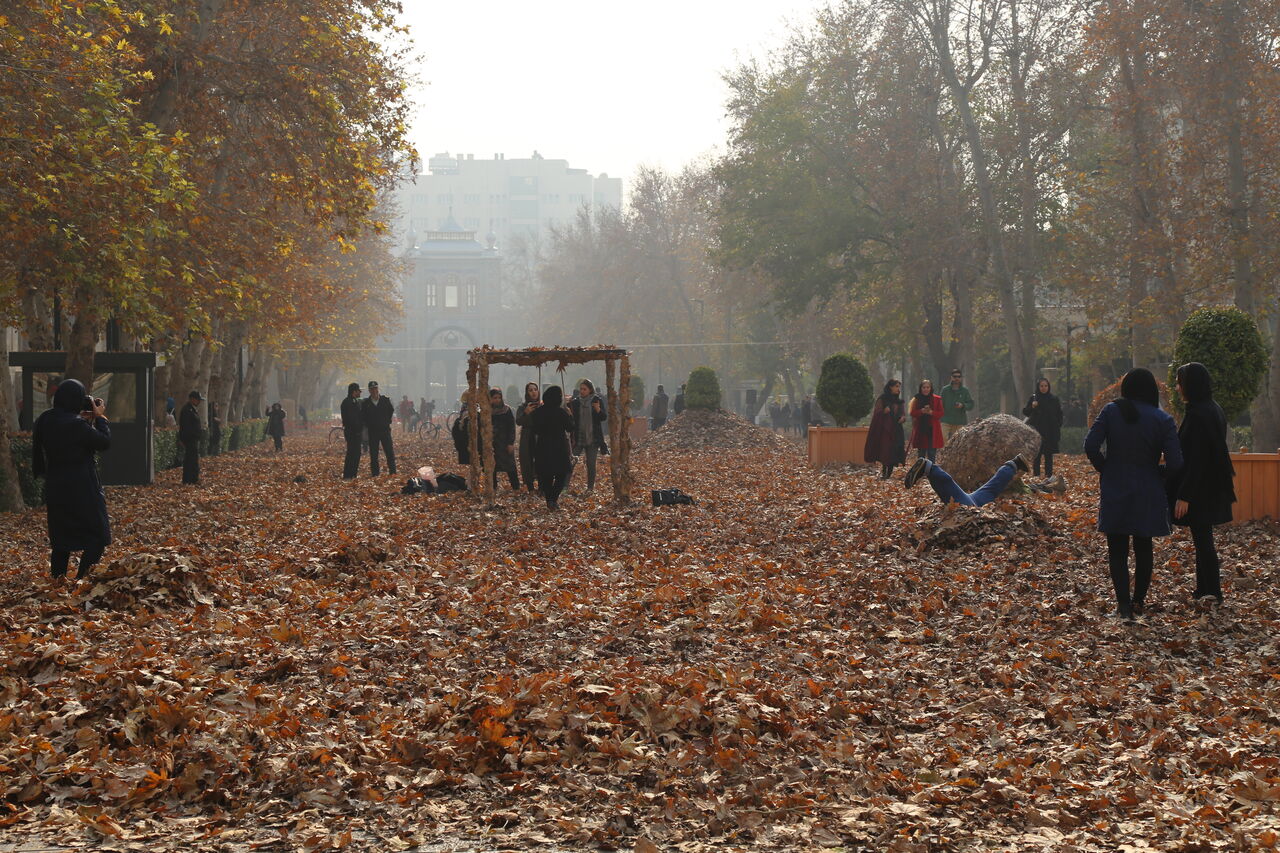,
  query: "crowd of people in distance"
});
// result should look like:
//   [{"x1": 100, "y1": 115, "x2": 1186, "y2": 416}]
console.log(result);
[
  {"x1": 25, "y1": 363, "x2": 1237, "y2": 620},
  {"x1": 450, "y1": 380, "x2": 609, "y2": 511}
]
